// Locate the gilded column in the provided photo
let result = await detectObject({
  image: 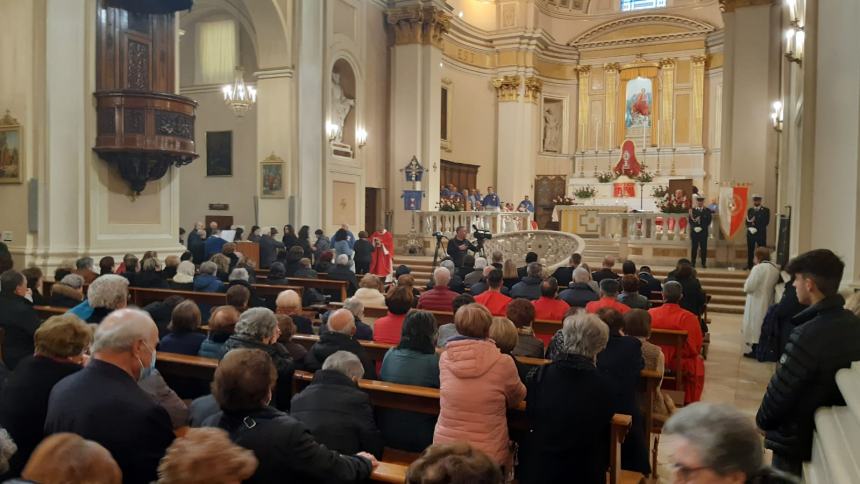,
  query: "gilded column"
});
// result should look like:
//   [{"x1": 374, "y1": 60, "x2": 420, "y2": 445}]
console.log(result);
[
  {"x1": 604, "y1": 63, "x2": 620, "y2": 150},
  {"x1": 491, "y1": 75, "x2": 522, "y2": 102},
  {"x1": 659, "y1": 58, "x2": 675, "y2": 148},
  {"x1": 691, "y1": 55, "x2": 706, "y2": 146},
  {"x1": 576, "y1": 66, "x2": 591, "y2": 151},
  {"x1": 523, "y1": 76, "x2": 543, "y2": 104}
]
